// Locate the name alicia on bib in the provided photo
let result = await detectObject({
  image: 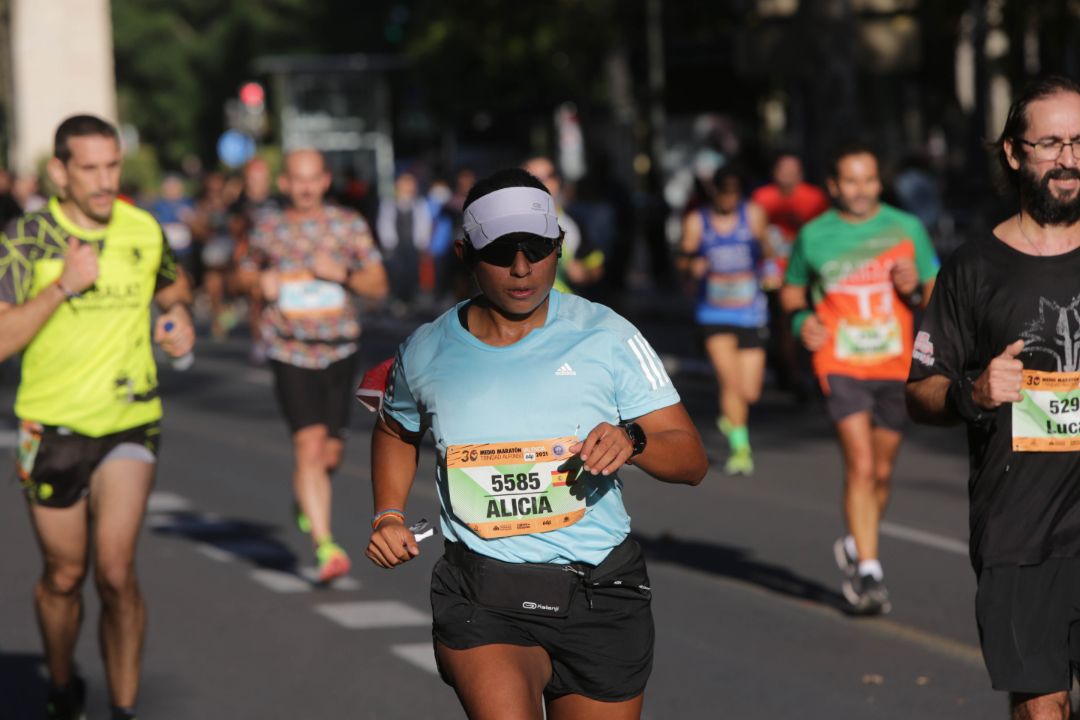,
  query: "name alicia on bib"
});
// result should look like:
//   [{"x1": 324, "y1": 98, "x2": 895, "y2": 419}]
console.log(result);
[{"x1": 446, "y1": 435, "x2": 585, "y2": 539}]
